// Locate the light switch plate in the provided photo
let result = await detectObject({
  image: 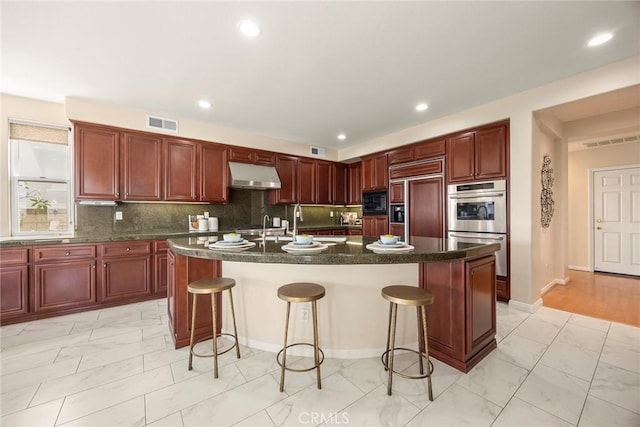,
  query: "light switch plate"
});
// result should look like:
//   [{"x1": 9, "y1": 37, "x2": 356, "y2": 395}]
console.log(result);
[{"x1": 115, "y1": 211, "x2": 123, "y2": 220}]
